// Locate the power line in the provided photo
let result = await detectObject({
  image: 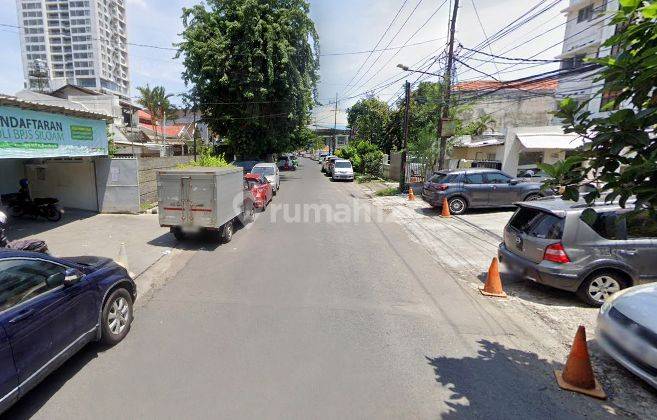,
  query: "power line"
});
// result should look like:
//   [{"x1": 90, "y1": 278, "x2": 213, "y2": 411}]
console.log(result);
[
  {"x1": 343, "y1": 0, "x2": 426, "y2": 97},
  {"x1": 458, "y1": 46, "x2": 563, "y2": 63},
  {"x1": 347, "y1": 0, "x2": 449, "y2": 98},
  {"x1": 320, "y1": 37, "x2": 443, "y2": 56},
  {"x1": 341, "y1": 0, "x2": 410, "y2": 95}
]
